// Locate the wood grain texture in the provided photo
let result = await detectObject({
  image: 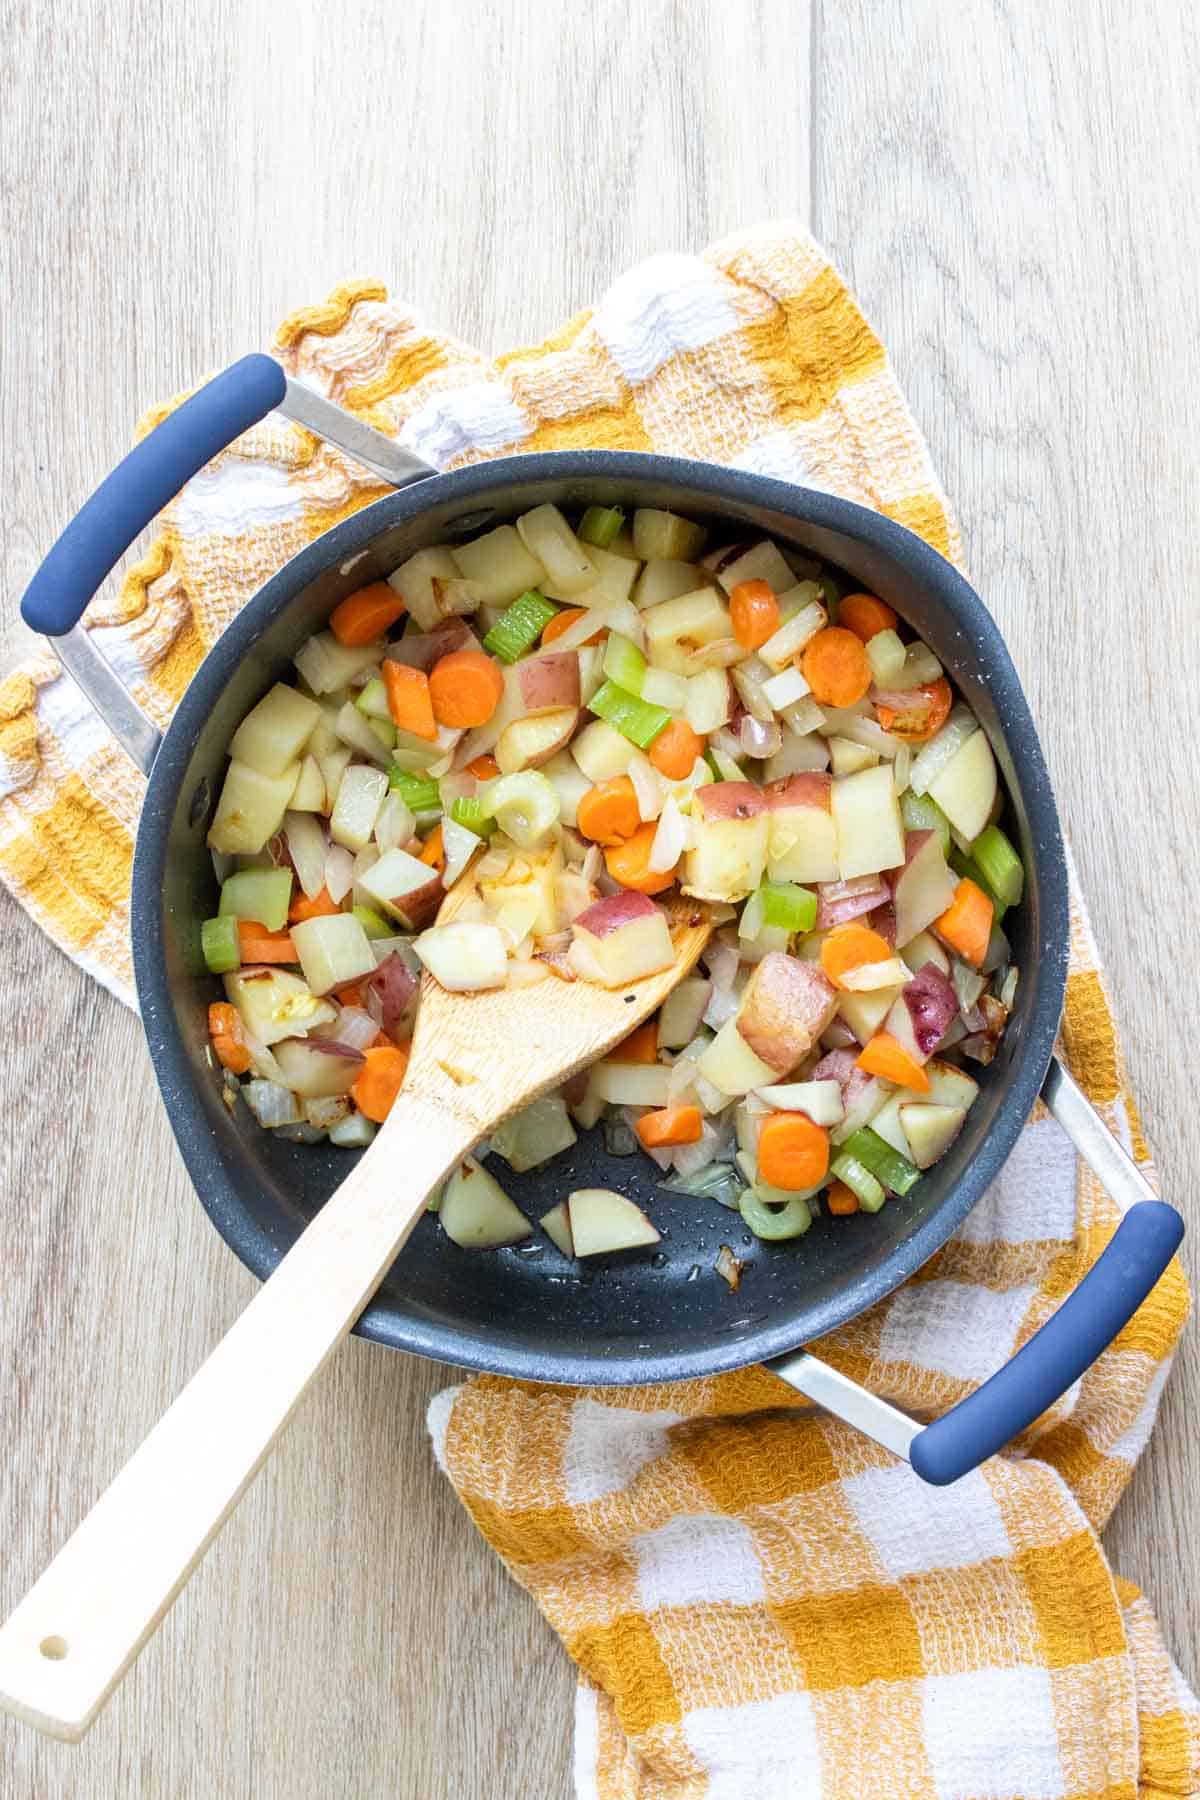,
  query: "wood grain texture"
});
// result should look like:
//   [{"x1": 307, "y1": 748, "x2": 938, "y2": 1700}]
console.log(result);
[
  {"x1": 1, "y1": 0, "x2": 1196, "y2": 1794},
  {"x1": 814, "y1": 0, "x2": 1200, "y2": 1681}
]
